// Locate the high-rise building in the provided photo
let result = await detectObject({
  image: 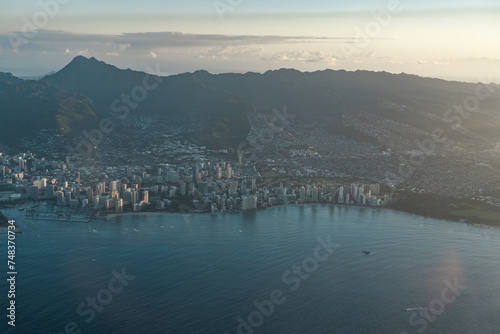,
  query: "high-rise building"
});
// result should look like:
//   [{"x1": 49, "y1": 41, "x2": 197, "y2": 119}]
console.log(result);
[
  {"x1": 142, "y1": 190, "x2": 149, "y2": 204},
  {"x1": 56, "y1": 191, "x2": 65, "y2": 205},
  {"x1": 87, "y1": 188, "x2": 94, "y2": 201},
  {"x1": 99, "y1": 195, "x2": 108, "y2": 207},
  {"x1": 338, "y1": 186, "x2": 344, "y2": 204},
  {"x1": 93, "y1": 196, "x2": 100, "y2": 209},
  {"x1": 116, "y1": 199, "x2": 123, "y2": 213},
  {"x1": 105, "y1": 199, "x2": 113, "y2": 210},
  {"x1": 192, "y1": 167, "x2": 198, "y2": 184},
  {"x1": 47, "y1": 185, "x2": 55, "y2": 198},
  {"x1": 121, "y1": 184, "x2": 127, "y2": 196},
  {"x1": 358, "y1": 185, "x2": 365, "y2": 199},
  {"x1": 65, "y1": 191, "x2": 72, "y2": 205},
  {"x1": 130, "y1": 190, "x2": 139, "y2": 204},
  {"x1": 110, "y1": 181, "x2": 119, "y2": 193},
  {"x1": 312, "y1": 186, "x2": 318, "y2": 202},
  {"x1": 351, "y1": 184, "x2": 358, "y2": 199},
  {"x1": 360, "y1": 194, "x2": 366, "y2": 205},
  {"x1": 241, "y1": 196, "x2": 257, "y2": 211},
  {"x1": 97, "y1": 182, "x2": 106, "y2": 196}
]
